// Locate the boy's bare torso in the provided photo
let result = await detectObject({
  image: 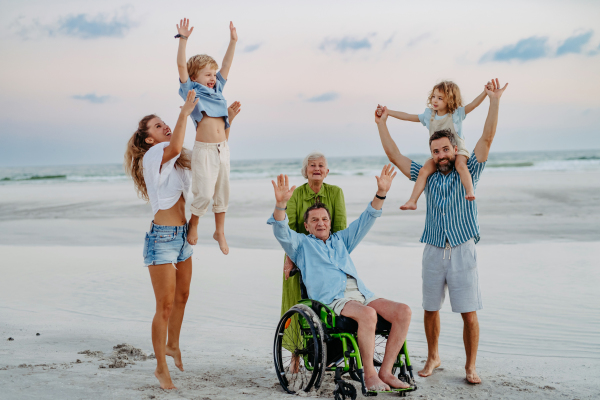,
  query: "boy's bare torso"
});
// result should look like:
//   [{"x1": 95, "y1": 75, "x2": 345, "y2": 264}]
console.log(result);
[{"x1": 196, "y1": 113, "x2": 227, "y2": 143}]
